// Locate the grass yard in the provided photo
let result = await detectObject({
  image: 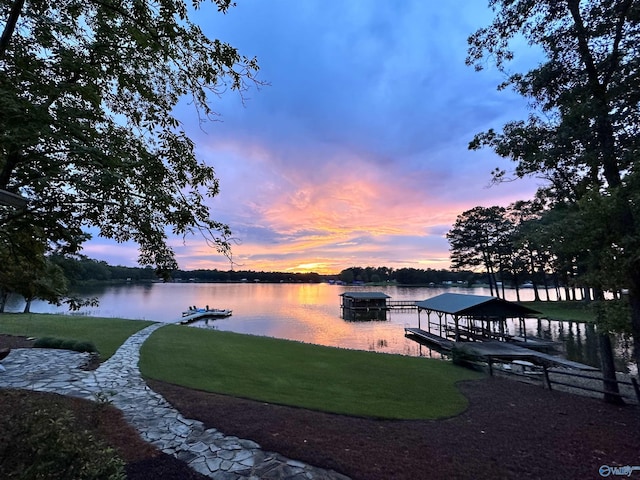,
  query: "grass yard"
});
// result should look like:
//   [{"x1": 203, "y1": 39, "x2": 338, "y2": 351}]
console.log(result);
[
  {"x1": 141, "y1": 325, "x2": 482, "y2": 420},
  {"x1": 0, "y1": 313, "x2": 154, "y2": 360},
  {"x1": 519, "y1": 301, "x2": 597, "y2": 323}
]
